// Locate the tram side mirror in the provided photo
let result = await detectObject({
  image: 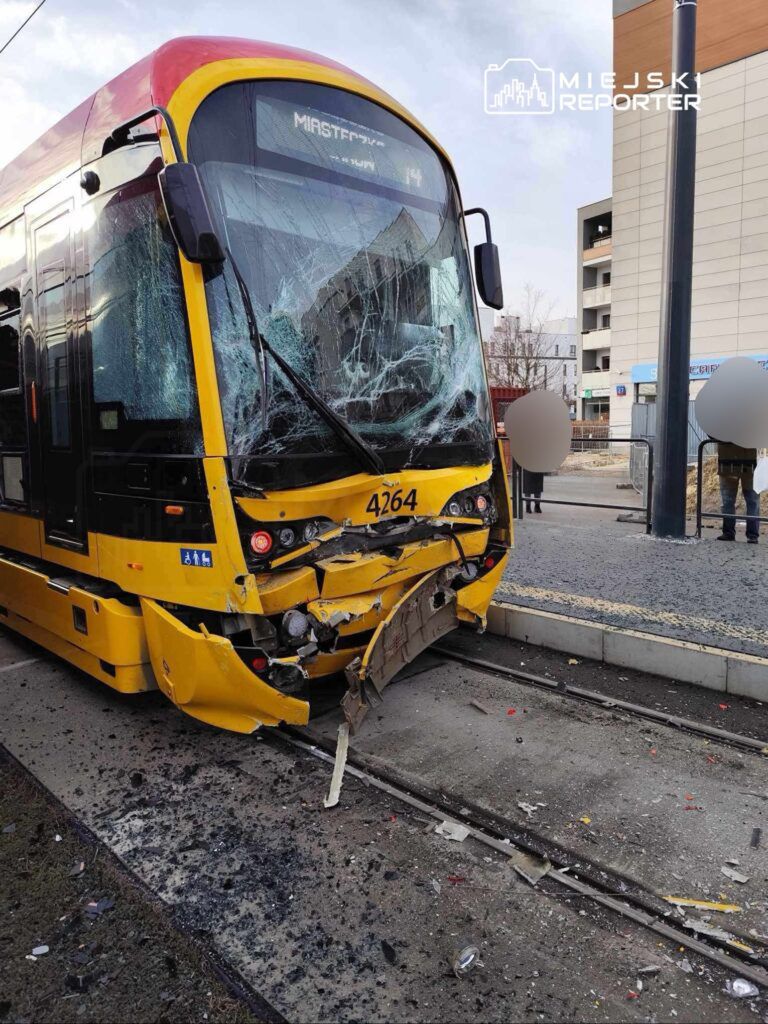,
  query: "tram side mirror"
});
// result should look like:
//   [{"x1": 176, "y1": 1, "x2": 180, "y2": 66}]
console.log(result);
[
  {"x1": 474, "y1": 241, "x2": 504, "y2": 310},
  {"x1": 158, "y1": 163, "x2": 224, "y2": 264}
]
